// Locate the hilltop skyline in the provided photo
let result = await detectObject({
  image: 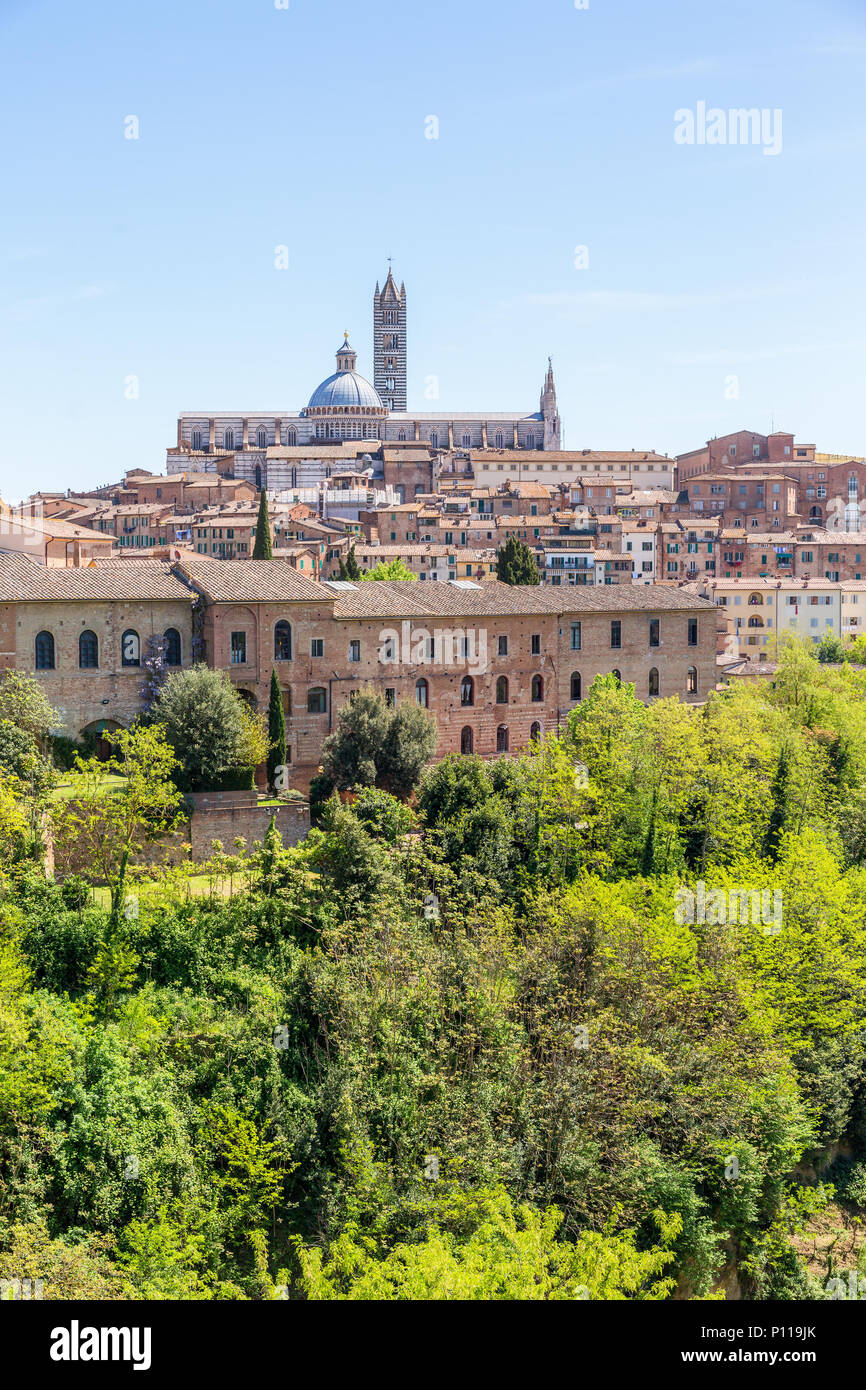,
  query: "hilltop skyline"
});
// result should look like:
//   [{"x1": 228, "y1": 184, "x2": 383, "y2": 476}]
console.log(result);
[{"x1": 1, "y1": 0, "x2": 865, "y2": 495}]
